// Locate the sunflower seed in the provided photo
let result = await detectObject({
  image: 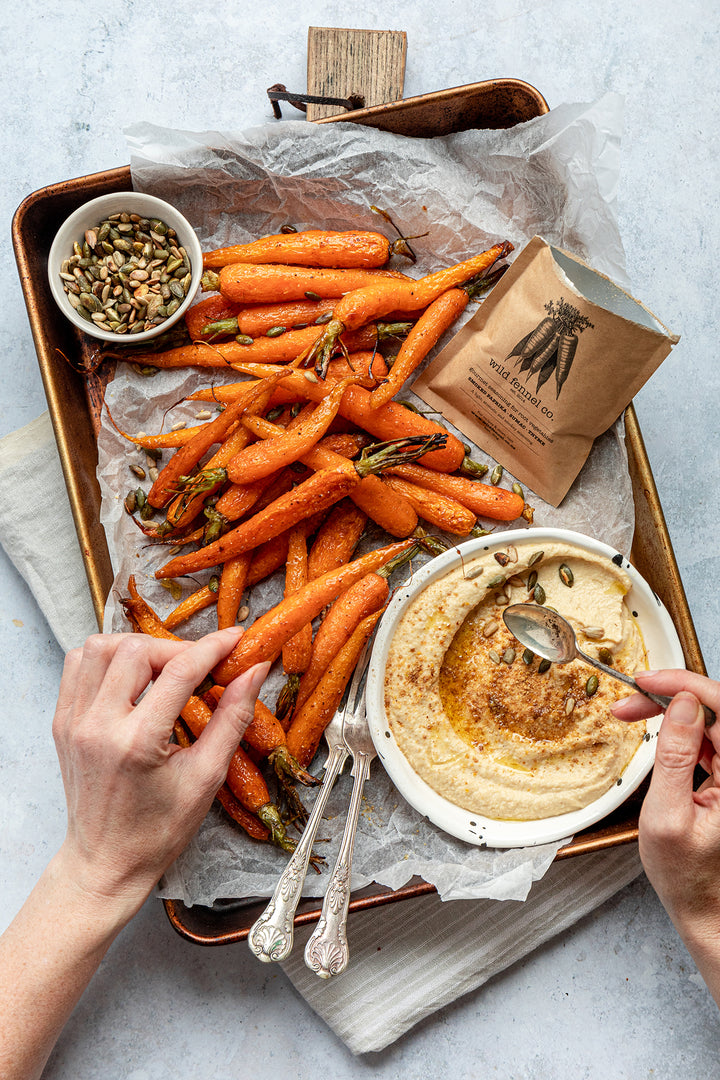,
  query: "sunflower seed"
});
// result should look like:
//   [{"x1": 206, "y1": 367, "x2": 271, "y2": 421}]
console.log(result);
[
  {"x1": 488, "y1": 649, "x2": 501, "y2": 664},
  {"x1": 583, "y1": 626, "x2": 605, "y2": 640},
  {"x1": 464, "y1": 564, "x2": 484, "y2": 580},
  {"x1": 502, "y1": 648, "x2": 516, "y2": 664},
  {"x1": 482, "y1": 620, "x2": 499, "y2": 637},
  {"x1": 565, "y1": 697, "x2": 576, "y2": 716}
]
